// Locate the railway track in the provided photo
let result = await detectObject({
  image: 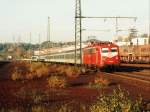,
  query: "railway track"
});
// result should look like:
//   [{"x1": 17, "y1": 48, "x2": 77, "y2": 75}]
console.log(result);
[
  {"x1": 121, "y1": 63, "x2": 150, "y2": 69},
  {"x1": 131, "y1": 69, "x2": 150, "y2": 74},
  {"x1": 103, "y1": 71, "x2": 150, "y2": 88},
  {"x1": 112, "y1": 72, "x2": 150, "y2": 82}
]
